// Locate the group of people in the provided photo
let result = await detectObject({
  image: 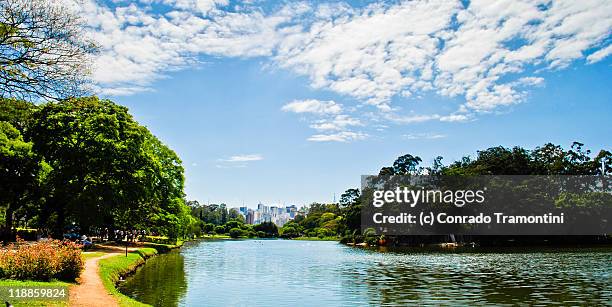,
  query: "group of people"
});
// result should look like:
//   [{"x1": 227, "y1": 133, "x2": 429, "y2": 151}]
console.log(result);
[
  {"x1": 96, "y1": 228, "x2": 150, "y2": 243},
  {"x1": 61, "y1": 227, "x2": 151, "y2": 246}
]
